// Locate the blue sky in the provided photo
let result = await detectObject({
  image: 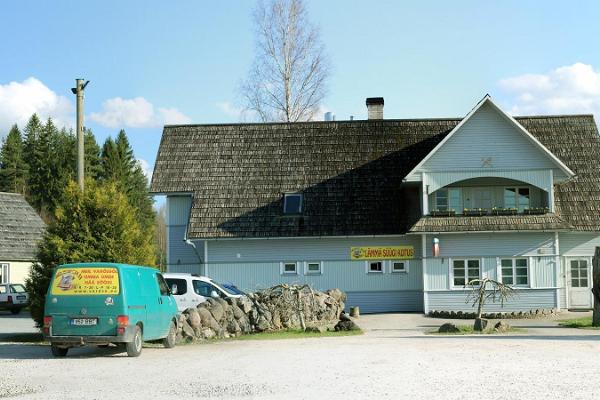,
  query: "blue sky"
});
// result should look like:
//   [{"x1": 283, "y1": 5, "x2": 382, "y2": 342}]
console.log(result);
[{"x1": 1, "y1": 1, "x2": 600, "y2": 179}]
